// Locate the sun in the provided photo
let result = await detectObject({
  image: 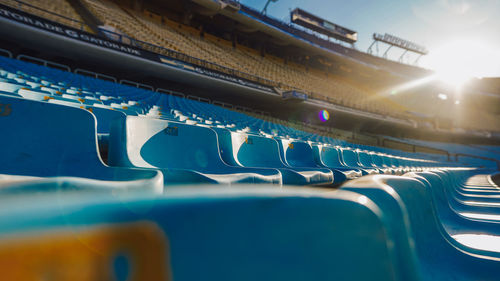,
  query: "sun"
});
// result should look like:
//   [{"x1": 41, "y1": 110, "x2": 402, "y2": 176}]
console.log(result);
[{"x1": 423, "y1": 39, "x2": 499, "y2": 87}]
